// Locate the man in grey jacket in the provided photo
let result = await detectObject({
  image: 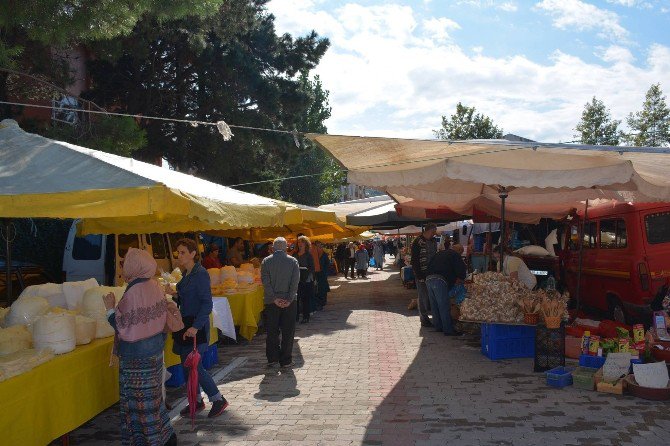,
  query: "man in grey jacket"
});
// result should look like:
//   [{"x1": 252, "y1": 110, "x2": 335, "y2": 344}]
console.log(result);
[{"x1": 261, "y1": 237, "x2": 301, "y2": 369}]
